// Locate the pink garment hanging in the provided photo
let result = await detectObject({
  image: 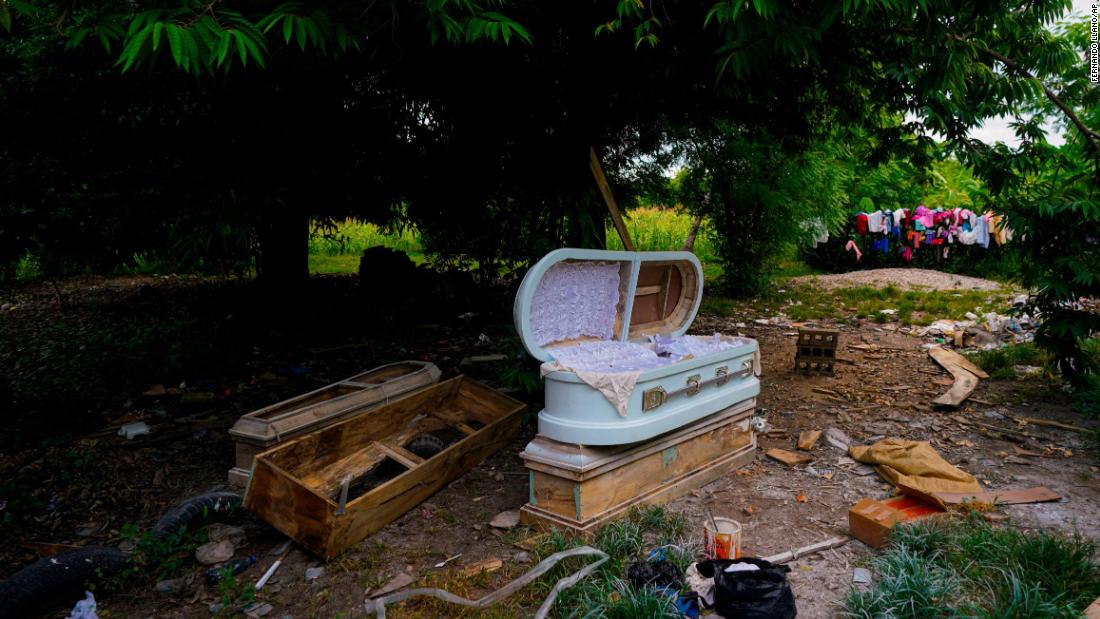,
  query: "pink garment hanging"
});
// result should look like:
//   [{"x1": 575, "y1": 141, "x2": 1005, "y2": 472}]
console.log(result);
[
  {"x1": 845, "y1": 239, "x2": 863, "y2": 262},
  {"x1": 902, "y1": 247, "x2": 912, "y2": 262}
]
